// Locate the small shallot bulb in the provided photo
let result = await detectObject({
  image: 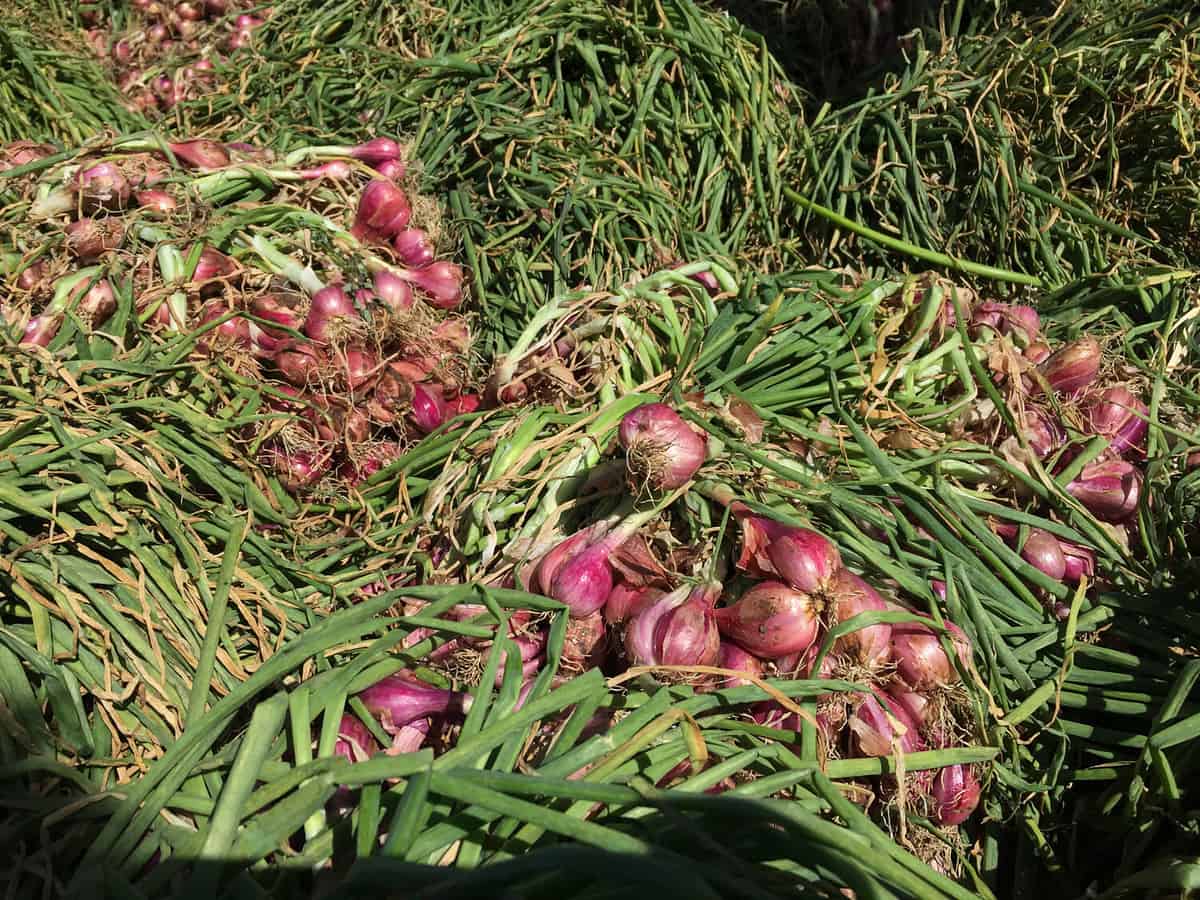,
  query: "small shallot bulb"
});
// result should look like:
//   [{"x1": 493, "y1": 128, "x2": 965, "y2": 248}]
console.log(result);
[
  {"x1": 16, "y1": 262, "x2": 45, "y2": 292},
  {"x1": 264, "y1": 446, "x2": 330, "y2": 493},
  {"x1": 196, "y1": 300, "x2": 250, "y2": 350},
  {"x1": 304, "y1": 284, "x2": 357, "y2": 343},
  {"x1": 1037, "y1": 336, "x2": 1102, "y2": 396},
  {"x1": 21, "y1": 316, "x2": 60, "y2": 347},
  {"x1": 931, "y1": 764, "x2": 982, "y2": 827},
  {"x1": 342, "y1": 345, "x2": 380, "y2": 391},
  {"x1": 372, "y1": 269, "x2": 414, "y2": 312},
  {"x1": 65, "y1": 218, "x2": 124, "y2": 260},
  {"x1": 826, "y1": 569, "x2": 892, "y2": 669},
  {"x1": 135, "y1": 189, "x2": 178, "y2": 215},
  {"x1": 169, "y1": 139, "x2": 230, "y2": 171},
  {"x1": 1017, "y1": 406, "x2": 1064, "y2": 459},
  {"x1": 1019, "y1": 529, "x2": 1066, "y2": 581},
  {"x1": 1061, "y1": 541, "x2": 1095, "y2": 585},
  {"x1": 714, "y1": 581, "x2": 820, "y2": 657},
  {"x1": 351, "y1": 137, "x2": 403, "y2": 166},
  {"x1": 618, "y1": 403, "x2": 707, "y2": 491},
  {"x1": 625, "y1": 582, "x2": 721, "y2": 668},
  {"x1": 191, "y1": 246, "x2": 237, "y2": 284},
  {"x1": 356, "y1": 672, "x2": 470, "y2": 733},
  {"x1": 716, "y1": 642, "x2": 764, "y2": 689},
  {"x1": 1066, "y1": 458, "x2": 1142, "y2": 523},
  {"x1": 849, "y1": 693, "x2": 924, "y2": 758},
  {"x1": 393, "y1": 228, "x2": 436, "y2": 268},
  {"x1": 1085, "y1": 386, "x2": 1148, "y2": 459},
  {"x1": 970, "y1": 301, "x2": 1040, "y2": 346},
  {"x1": 890, "y1": 615, "x2": 972, "y2": 692},
  {"x1": 77, "y1": 162, "x2": 131, "y2": 210},
  {"x1": 273, "y1": 340, "x2": 323, "y2": 385},
  {"x1": 736, "y1": 509, "x2": 843, "y2": 596},
  {"x1": 374, "y1": 159, "x2": 406, "y2": 180},
  {"x1": 351, "y1": 180, "x2": 411, "y2": 244},
  {"x1": 407, "y1": 260, "x2": 464, "y2": 309},
  {"x1": 409, "y1": 382, "x2": 448, "y2": 434}
]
